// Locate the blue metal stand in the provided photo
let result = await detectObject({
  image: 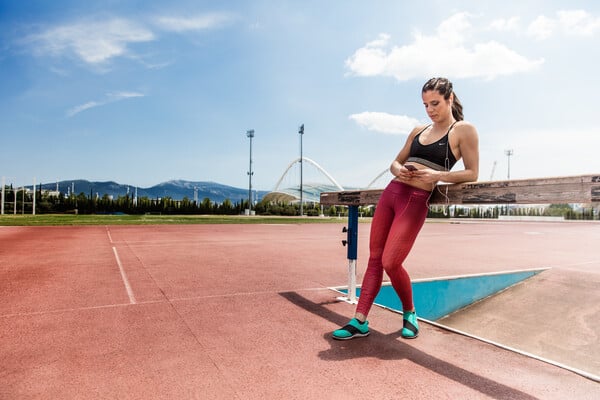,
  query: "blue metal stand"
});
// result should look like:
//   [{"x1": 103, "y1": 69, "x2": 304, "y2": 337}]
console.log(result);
[{"x1": 341, "y1": 205, "x2": 359, "y2": 303}]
